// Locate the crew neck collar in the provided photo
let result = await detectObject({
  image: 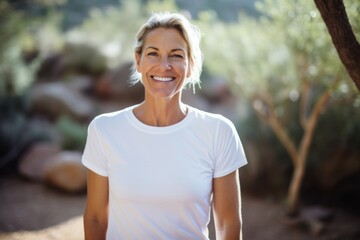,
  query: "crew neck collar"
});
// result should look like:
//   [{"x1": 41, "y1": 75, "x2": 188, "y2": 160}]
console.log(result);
[{"x1": 126, "y1": 104, "x2": 193, "y2": 134}]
